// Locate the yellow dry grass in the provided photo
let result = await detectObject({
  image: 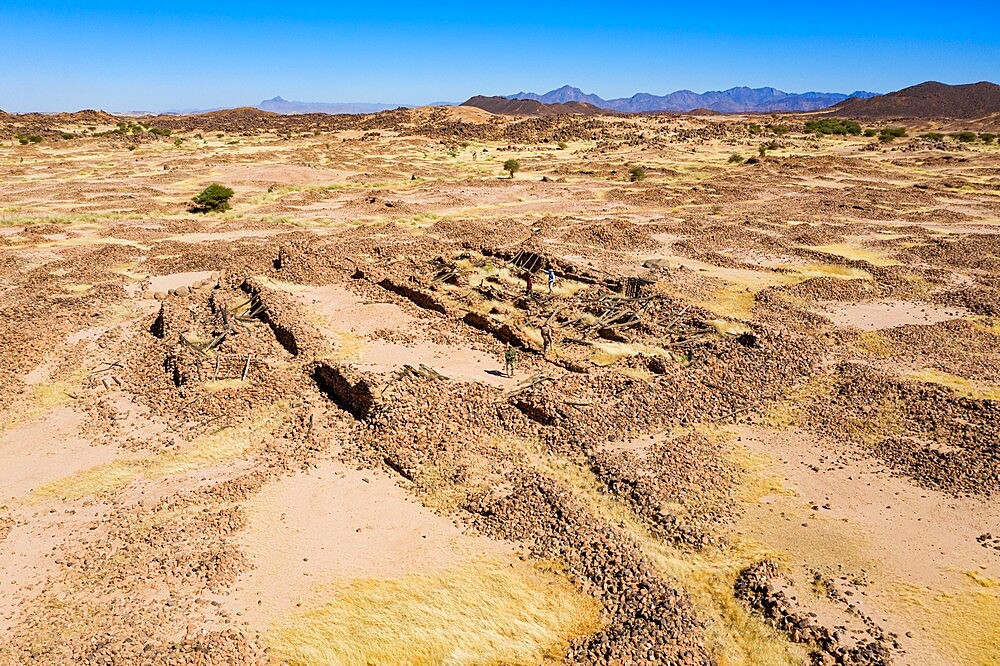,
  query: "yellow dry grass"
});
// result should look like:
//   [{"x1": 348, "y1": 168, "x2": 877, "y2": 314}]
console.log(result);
[
  {"x1": 893, "y1": 573, "x2": 1000, "y2": 666},
  {"x1": 698, "y1": 287, "x2": 757, "y2": 320},
  {"x1": 533, "y1": 453, "x2": 806, "y2": 666},
  {"x1": 201, "y1": 378, "x2": 249, "y2": 393},
  {"x1": 589, "y1": 341, "x2": 674, "y2": 366},
  {"x1": 708, "y1": 318, "x2": 752, "y2": 336},
  {"x1": 802, "y1": 243, "x2": 900, "y2": 267},
  {"x1": 0, "y1": 377, "x2": 80, "y2": 435},
  {"x1": 907, "y1": 369, "x2": 1000, "y2": 400},
  {"x1": 266, "y1": 558, "x2": 602, "y2": 666},
  {"x1": 726, "y1": 444, "x2": 797, "y2": 503},
  {"x1": 970, "y1": 318, "x2": 1000, "y2": 337},
  {"x1": 779, "y1": 263, "x2": 873, "y2": 281},
  {"x1": 29, "y1": 402, "x2": 288, "y2": 502},
  {"x1": 855, "y1": 330, "x2": 895, "y2": 357},
  {"x1": 761, "y1": 373, "x2": 835, "y2": 429}
]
